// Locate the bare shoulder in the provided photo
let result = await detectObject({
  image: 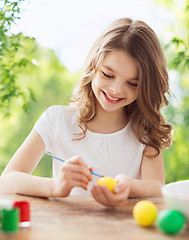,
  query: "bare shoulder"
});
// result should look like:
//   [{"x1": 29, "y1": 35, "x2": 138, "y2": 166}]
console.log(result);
[{"x1": 143, "y1": 145, "x2": 160, "y2": 159}]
